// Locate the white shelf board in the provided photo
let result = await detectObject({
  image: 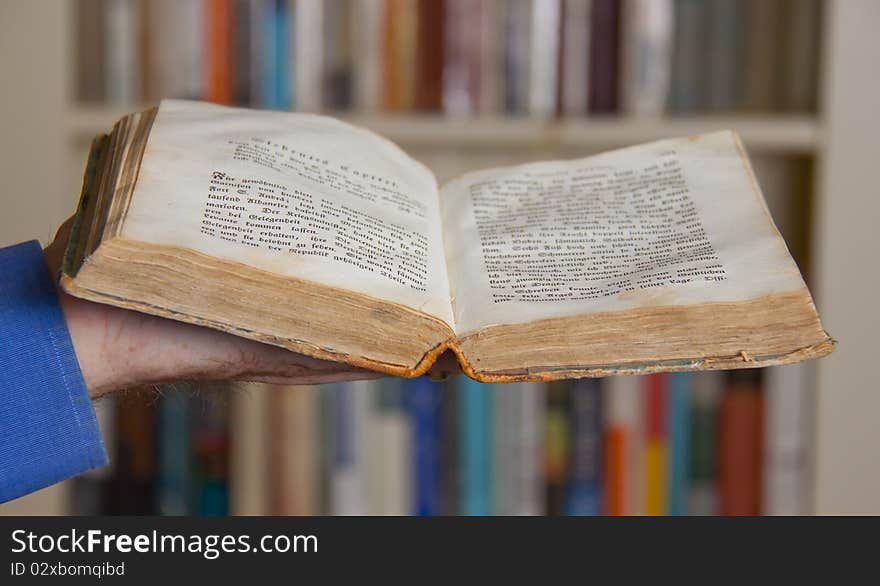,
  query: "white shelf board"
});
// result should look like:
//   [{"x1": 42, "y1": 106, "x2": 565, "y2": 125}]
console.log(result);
[{"x1": 66, "y1": 105, "x2": 821, "y2": 153}]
